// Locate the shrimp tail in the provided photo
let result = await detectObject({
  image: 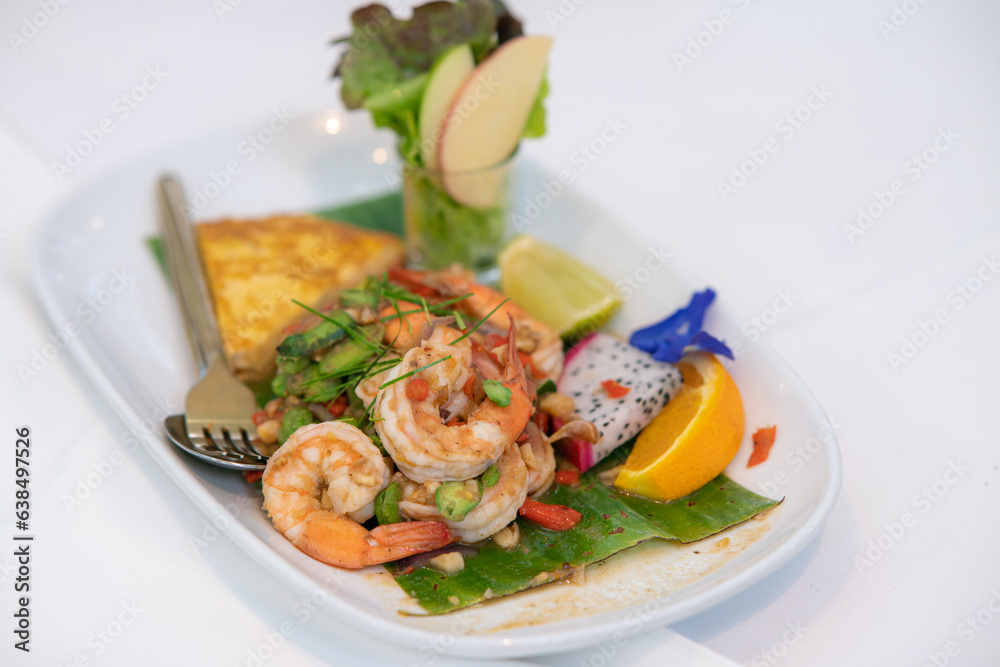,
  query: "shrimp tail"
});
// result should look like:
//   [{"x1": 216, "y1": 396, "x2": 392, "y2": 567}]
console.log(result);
[
  {"x1": 504, "y1": 315, "x2": 528, "y2": 393},
  {"x1": 369, "y1": 521, "x2": 455, "y2": 553},
  {"x1": 295, "y1": 514, "x2": 453, "y2": 570}
]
